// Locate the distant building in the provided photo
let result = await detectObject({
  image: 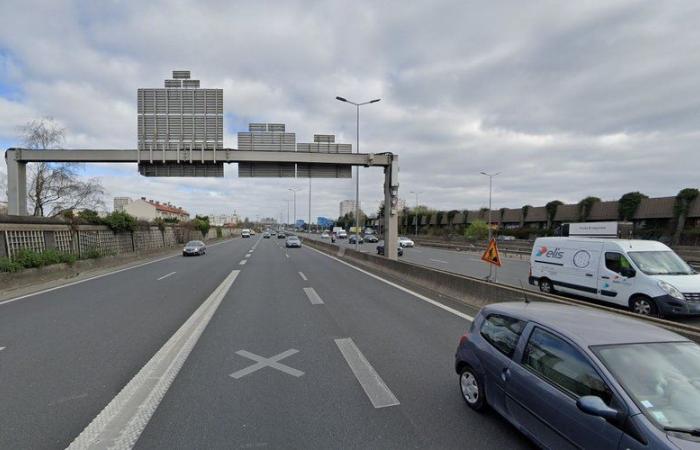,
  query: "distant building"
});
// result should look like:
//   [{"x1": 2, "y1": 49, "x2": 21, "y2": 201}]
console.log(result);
[
  {"x1": 0, "y1": 200, "x2": 8, "y2": 215},
  {"x1": 317, "y1": 217, "x2": 334, "y2": 229},
  {"x1": 113, "y1": 197, "x2": 130, "y2": 212},
  {"x1": 339, "y1": 199, "x2": 361, "y2": 217},
  {"x1": 209, "y1": 214, "x2": 238, "y2": 227},
  {"x1": 119, "y1": 197, "x2": 190, "y2": 221}
]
